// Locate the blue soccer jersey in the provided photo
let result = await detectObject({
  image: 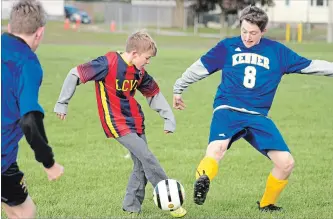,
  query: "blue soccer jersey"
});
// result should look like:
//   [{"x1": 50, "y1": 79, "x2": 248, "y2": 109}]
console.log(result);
[
  {"x1": 174, "y1": 36, "x2": 332, "y2": 115},
  {"x1": 1, "y1": 33, "x2": 44, "y2": 173},
  {"x1": 200, "y1": 36, "x2": 311, "y2": 115}
]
